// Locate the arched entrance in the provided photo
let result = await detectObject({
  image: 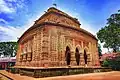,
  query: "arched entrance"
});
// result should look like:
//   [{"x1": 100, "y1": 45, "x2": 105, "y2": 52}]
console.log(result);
[
  {"x1": 84, "y1": 49, "x2": 87, "y2": 65},
  {"x1": 65, "y1": 46, "x2": 71, "y2": 65},
  {"x1": 75, "y1": 48, "x2": 80, "y2": 65}
]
